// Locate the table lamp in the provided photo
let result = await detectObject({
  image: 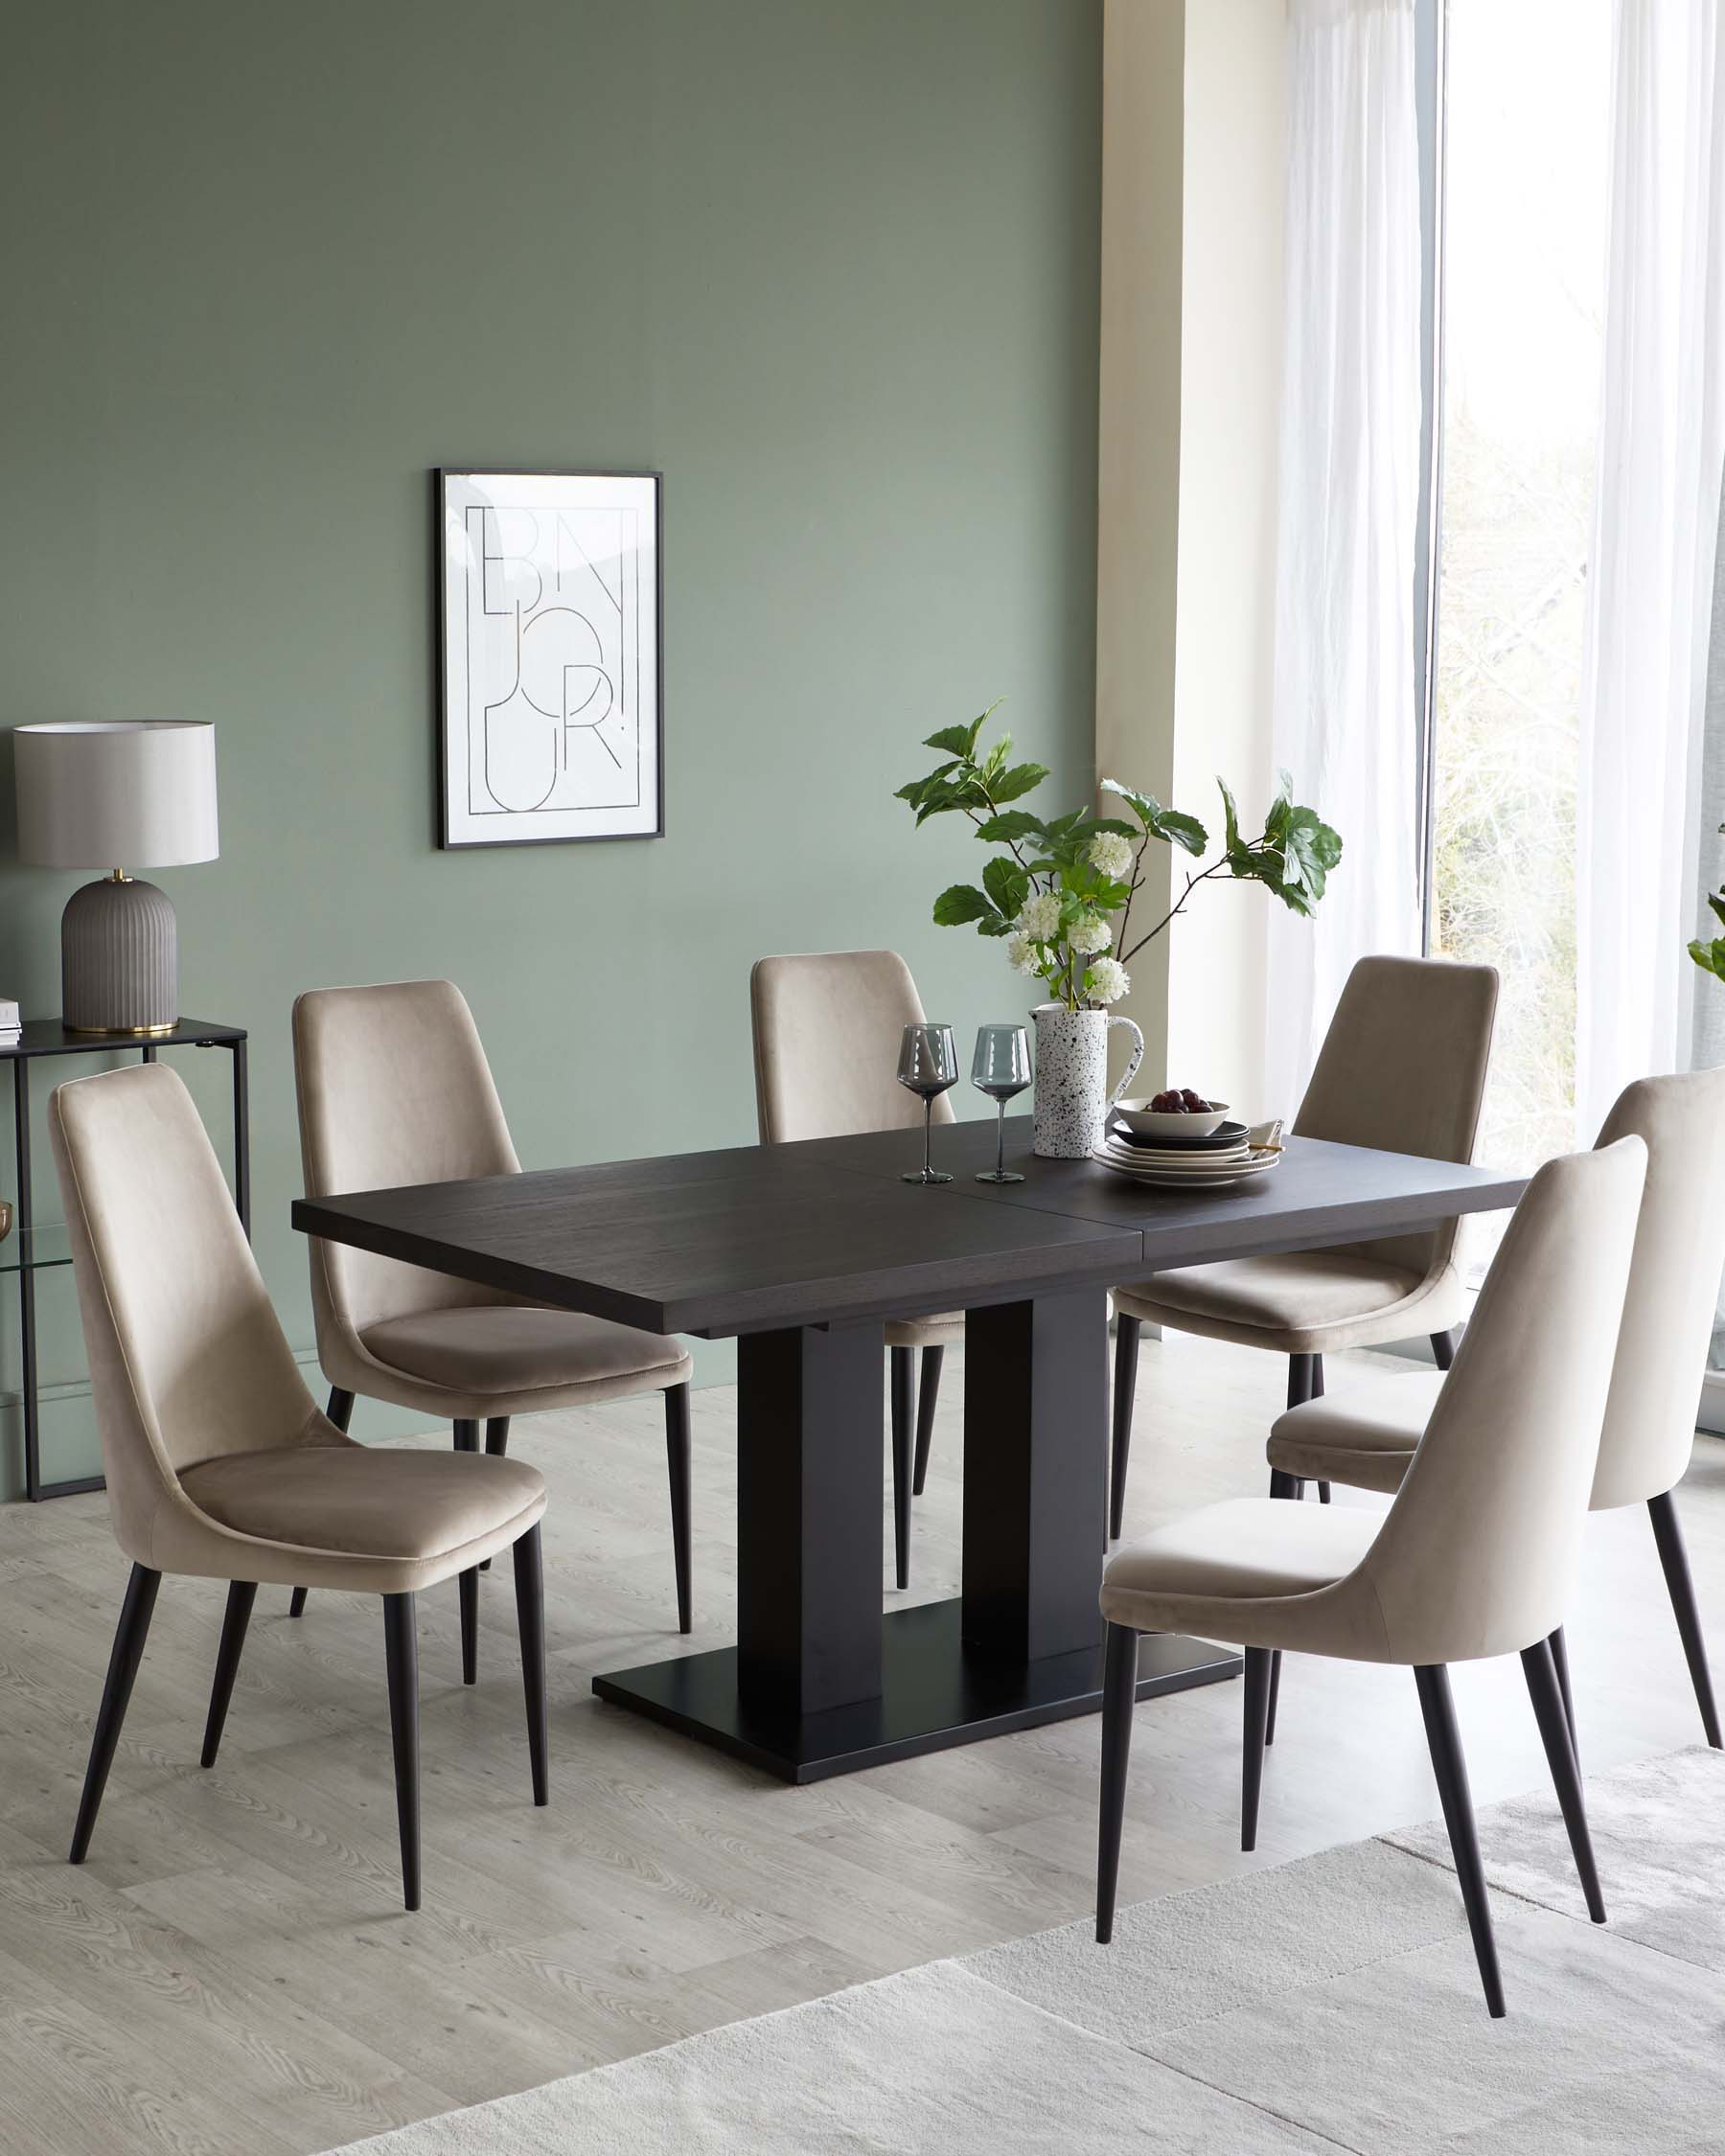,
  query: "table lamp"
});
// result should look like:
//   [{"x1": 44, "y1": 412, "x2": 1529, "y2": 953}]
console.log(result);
[{"x1": 12, "y1": 722, "x2": 219, "y2": 1036}]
